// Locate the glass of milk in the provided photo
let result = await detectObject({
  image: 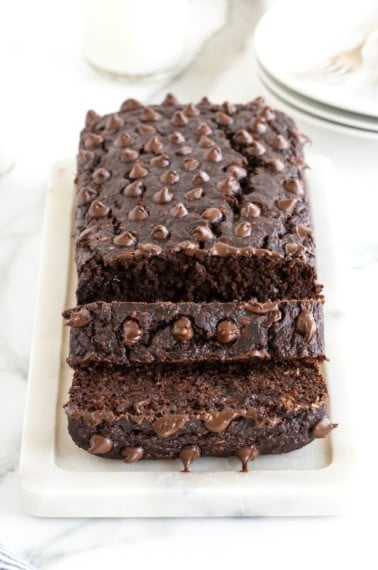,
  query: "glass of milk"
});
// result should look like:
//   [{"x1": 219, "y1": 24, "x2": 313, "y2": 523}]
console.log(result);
[{"x1": 83, "y1": 0, "x2": 189, "y2": 79}]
